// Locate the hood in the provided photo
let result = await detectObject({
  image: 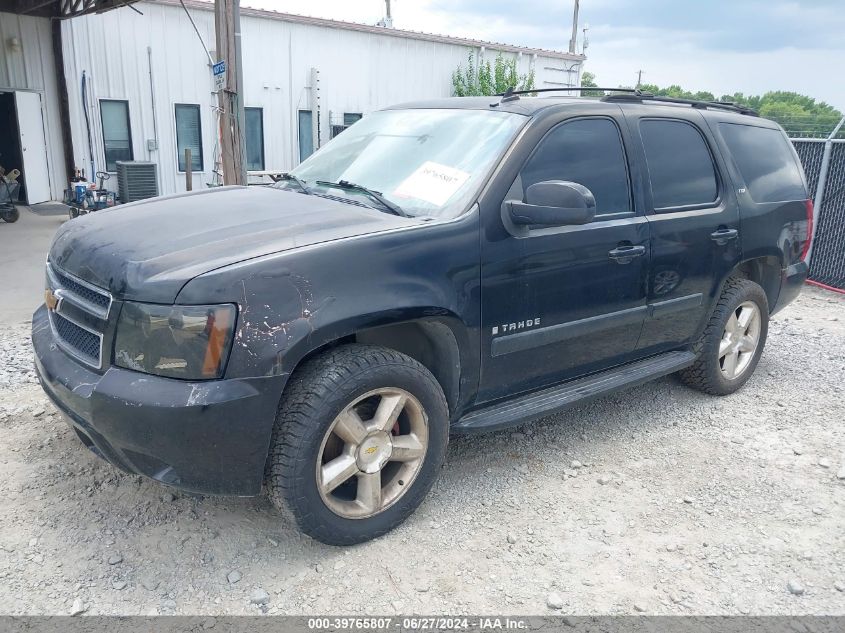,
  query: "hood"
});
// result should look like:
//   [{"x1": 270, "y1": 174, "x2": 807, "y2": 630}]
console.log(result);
[{"x1": 49, "y1": 185, "x2": 413, "y2": 303}]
